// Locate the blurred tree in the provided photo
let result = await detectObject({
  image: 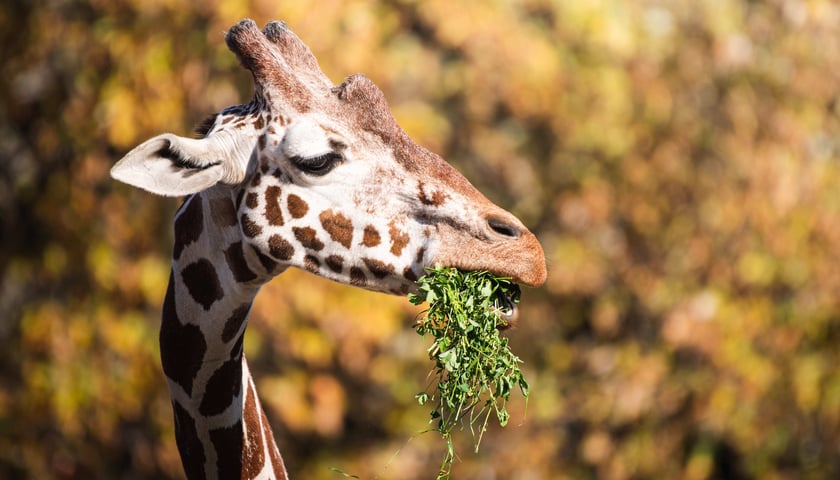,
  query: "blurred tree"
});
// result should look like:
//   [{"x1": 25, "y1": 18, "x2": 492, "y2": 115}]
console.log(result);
[{"x1": 2, "y1": 0, "x2": 840, "y2": 478}]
